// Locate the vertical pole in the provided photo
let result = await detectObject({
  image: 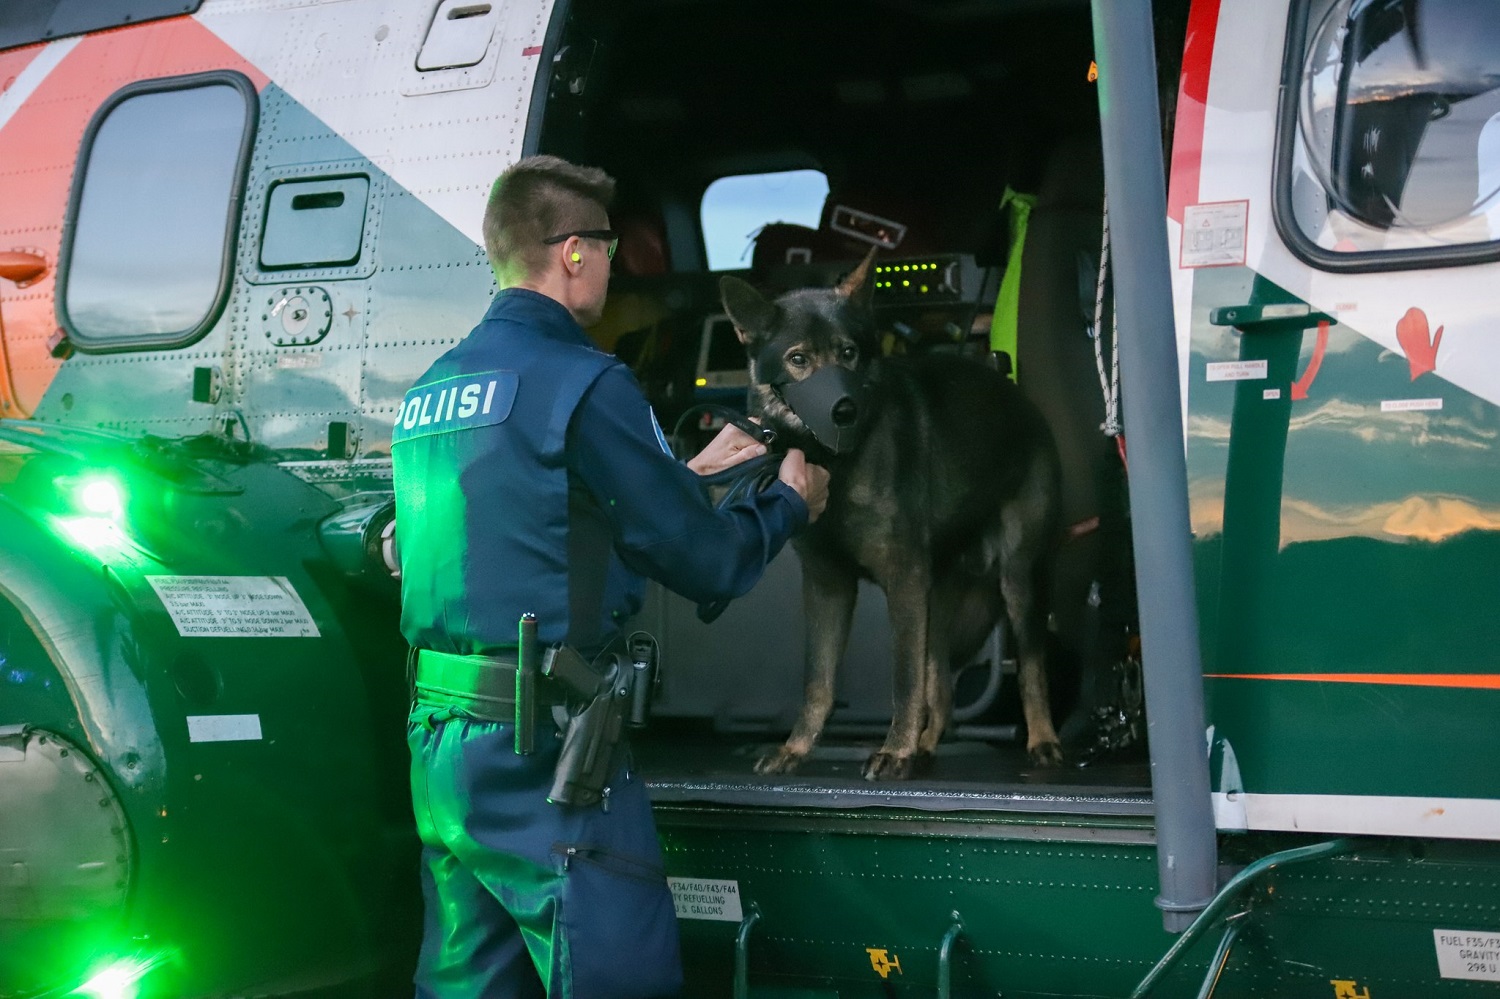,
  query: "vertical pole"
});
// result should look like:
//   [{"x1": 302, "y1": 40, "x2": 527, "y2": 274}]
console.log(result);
[{"x1": 1089, "y1": 0, "x2": 1218, "y2": 931}]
